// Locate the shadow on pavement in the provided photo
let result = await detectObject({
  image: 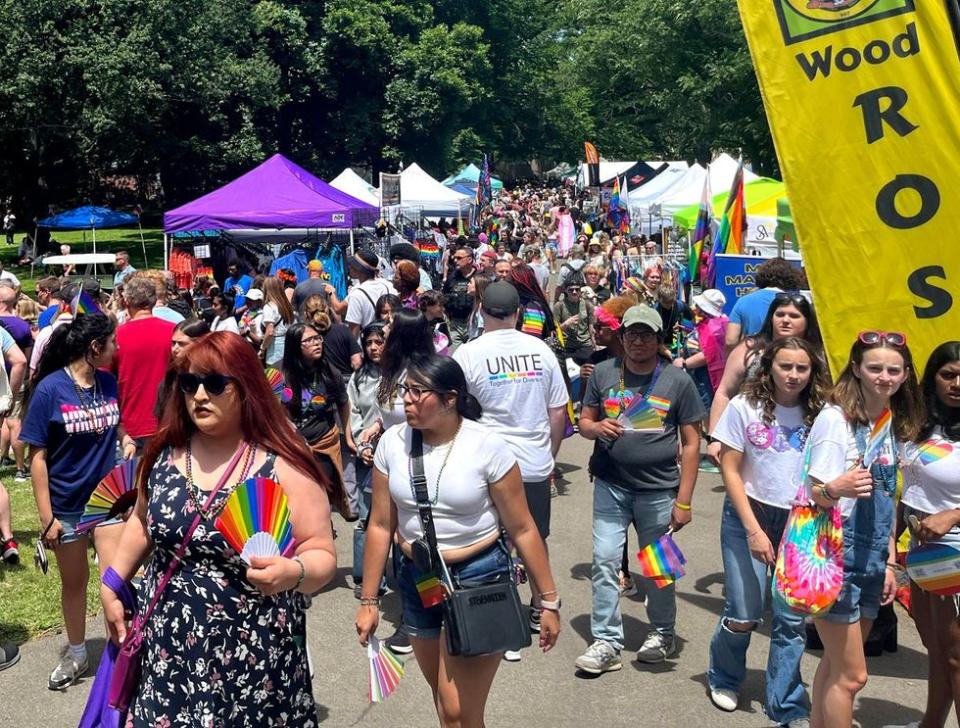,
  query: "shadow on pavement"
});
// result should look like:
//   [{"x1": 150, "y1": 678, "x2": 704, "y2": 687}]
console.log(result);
[
  {"x1": 855, "y1": 696, "x2": 924, "y2": 727},
  {"x1": 0, "y1": 621, "x2": 28, "y2": 645}
]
